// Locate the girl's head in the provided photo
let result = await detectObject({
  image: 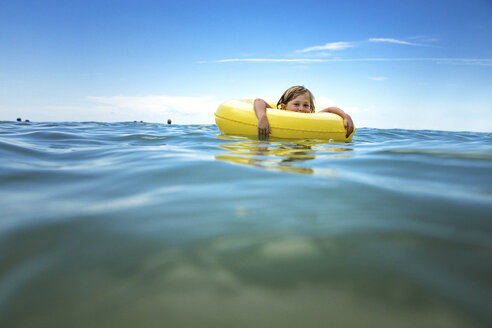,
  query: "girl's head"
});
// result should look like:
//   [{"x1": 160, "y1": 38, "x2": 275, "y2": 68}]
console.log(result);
[{"x1": 277, "y1": 86, "x2": 315, "y2": 113}]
